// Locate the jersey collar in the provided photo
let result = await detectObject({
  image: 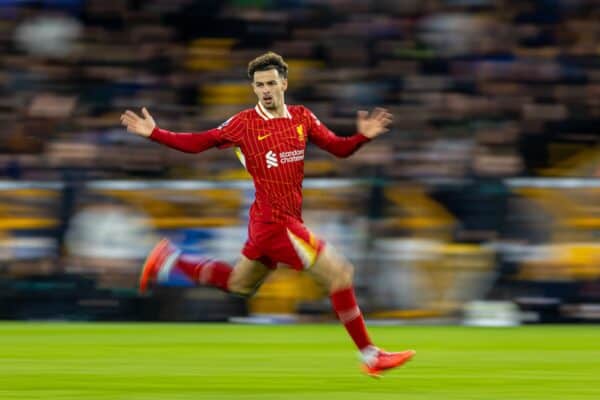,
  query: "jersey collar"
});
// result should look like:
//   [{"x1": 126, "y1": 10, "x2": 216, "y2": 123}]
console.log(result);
[{"x1": 255, "y1": 102, "x2": 291, "y2": 120}]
